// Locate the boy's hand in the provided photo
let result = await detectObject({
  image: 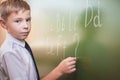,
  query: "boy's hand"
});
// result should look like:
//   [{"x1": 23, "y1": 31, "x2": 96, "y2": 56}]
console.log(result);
[
  {"x1": 41, "y1": 57, "x2": 76, "y2": 80},
  {"x1": 56, "y1": 57, "x2": 76, "y2": 75}
]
